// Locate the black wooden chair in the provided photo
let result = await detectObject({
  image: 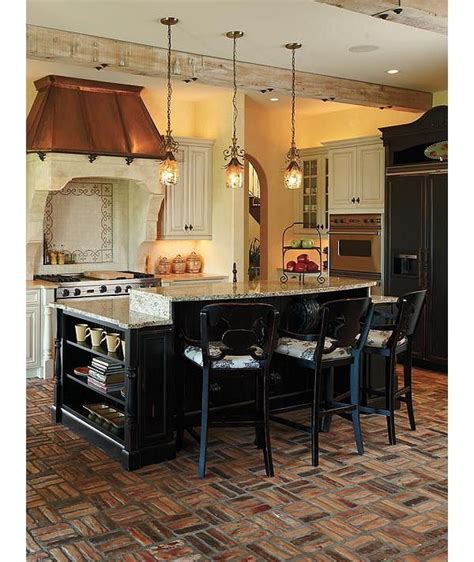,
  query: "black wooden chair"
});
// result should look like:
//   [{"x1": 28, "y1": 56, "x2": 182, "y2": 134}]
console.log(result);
[
  {"x1": 180, "y1": 303, "x2": 279, "y2": 479},
  {"x1": 360, "y1": 290, "x2": 427, "y2": 445},
  {"x1": 271, "y1": 297, "x2": 374, "y2": 467}
]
